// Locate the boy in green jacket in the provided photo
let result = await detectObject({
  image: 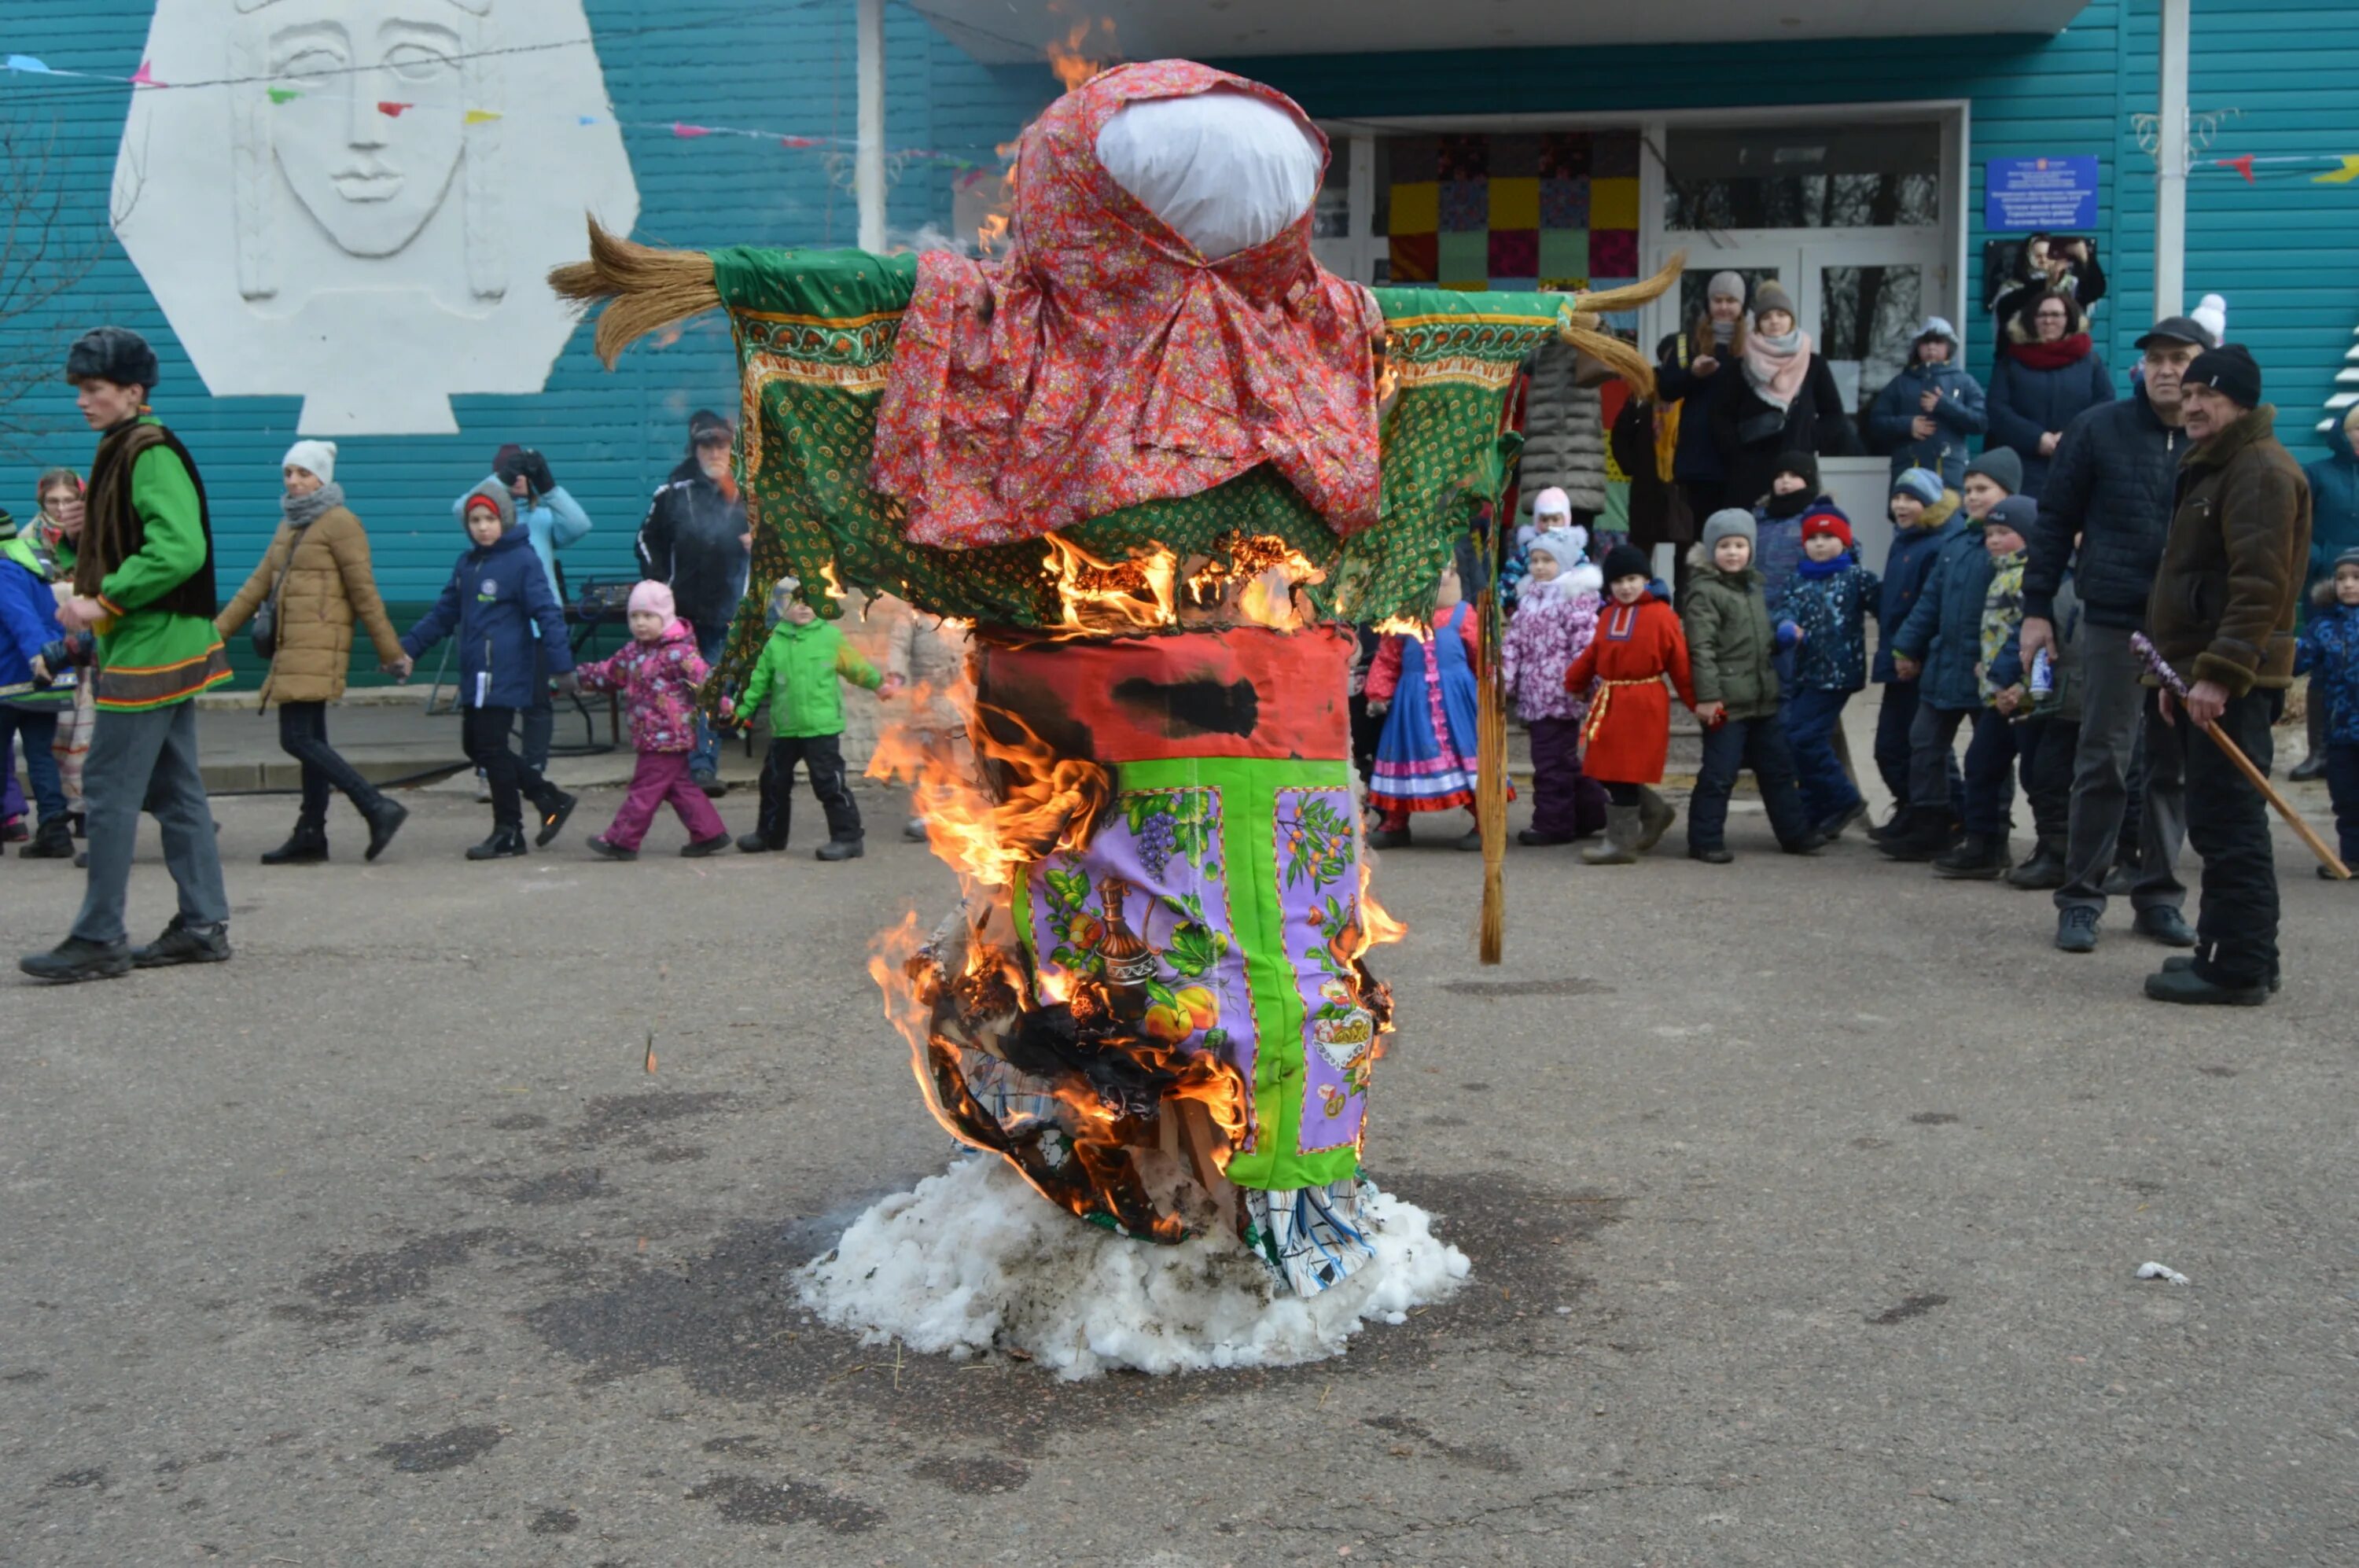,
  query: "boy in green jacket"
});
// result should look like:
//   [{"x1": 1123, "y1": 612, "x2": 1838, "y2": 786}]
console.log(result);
[
  {"x1": 732, "y1": 576, "x2": 890, "y2": 860},
  {"x1": 1680, "y1": 510, "x2": 1824, "y2": 863},
  {"x1": 22, "y1": 328, "x2": 234, "y2": 983}
]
